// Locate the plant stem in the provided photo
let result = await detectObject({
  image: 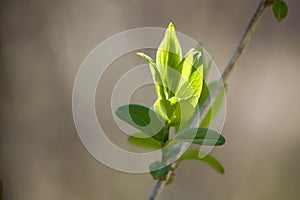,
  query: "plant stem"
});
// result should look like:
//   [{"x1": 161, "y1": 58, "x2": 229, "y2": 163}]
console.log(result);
[
  {"x1": 149, "y1": 180, "x2": 163, "y2": 200},
  {"x1": 199, "y1": 0, "x2": 272, "y2": 124},
  {"x1": 148, "y1": 0, "x2": 273, "y2": 199},
  {"x1": 222, "y1": 0, "x2": 273, "y2": 82}
]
